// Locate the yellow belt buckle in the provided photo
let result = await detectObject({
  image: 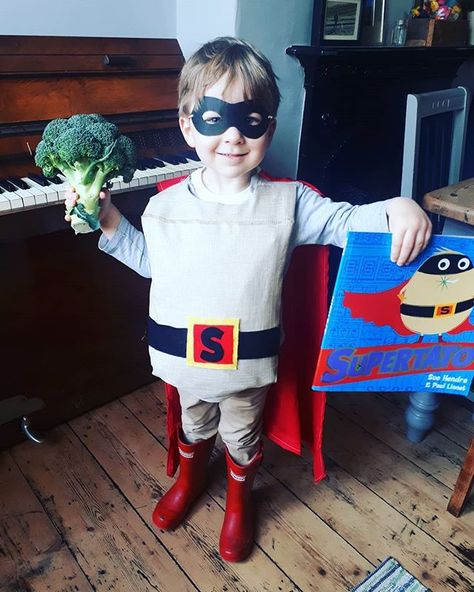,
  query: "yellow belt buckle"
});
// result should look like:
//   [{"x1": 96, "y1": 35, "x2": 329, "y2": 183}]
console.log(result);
[
  {"x1": 186, "y1": 317, "x2": 240, "y2": 369},
  {"x1": 433, "y1": 303, "x2": 455, "y2": 318}
]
